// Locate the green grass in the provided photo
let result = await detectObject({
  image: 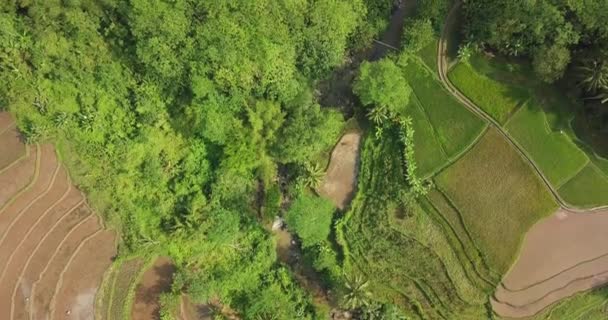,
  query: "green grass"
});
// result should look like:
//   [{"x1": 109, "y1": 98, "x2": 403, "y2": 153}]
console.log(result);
[
  {"x1": 108, "y1": 258, "x2": 146, "y2": 320},
  {"x1": 339, "y1": 133, "x2": 491, "y2": 319},
  {"x1": 425, "y1": 189, "x2": 500, "y2": 284},
  {"x1": 558, "y1": 164, "x2": 608, "y2": 208},
  {"x1": 416, "y1": 39, "x2": 438, "y2": 74},
  {"x1": 403, "y1": 60, "x2": 487, "y2": 158},
  {"x1": 405, "y1": 96, "x2": 448, "y2": 177},
  {"x1": 96, "y1": 263, "x2": 119, "y2": 320},
  {"x1": 448, "y1": 62, "x2": 529, "y2": 123},
  {"x1": 435, "y1": 128, "x2": 558, "y2": 273},
  {"x1": 506, "y1": 100, "x2": 589, "y2": 187}
]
